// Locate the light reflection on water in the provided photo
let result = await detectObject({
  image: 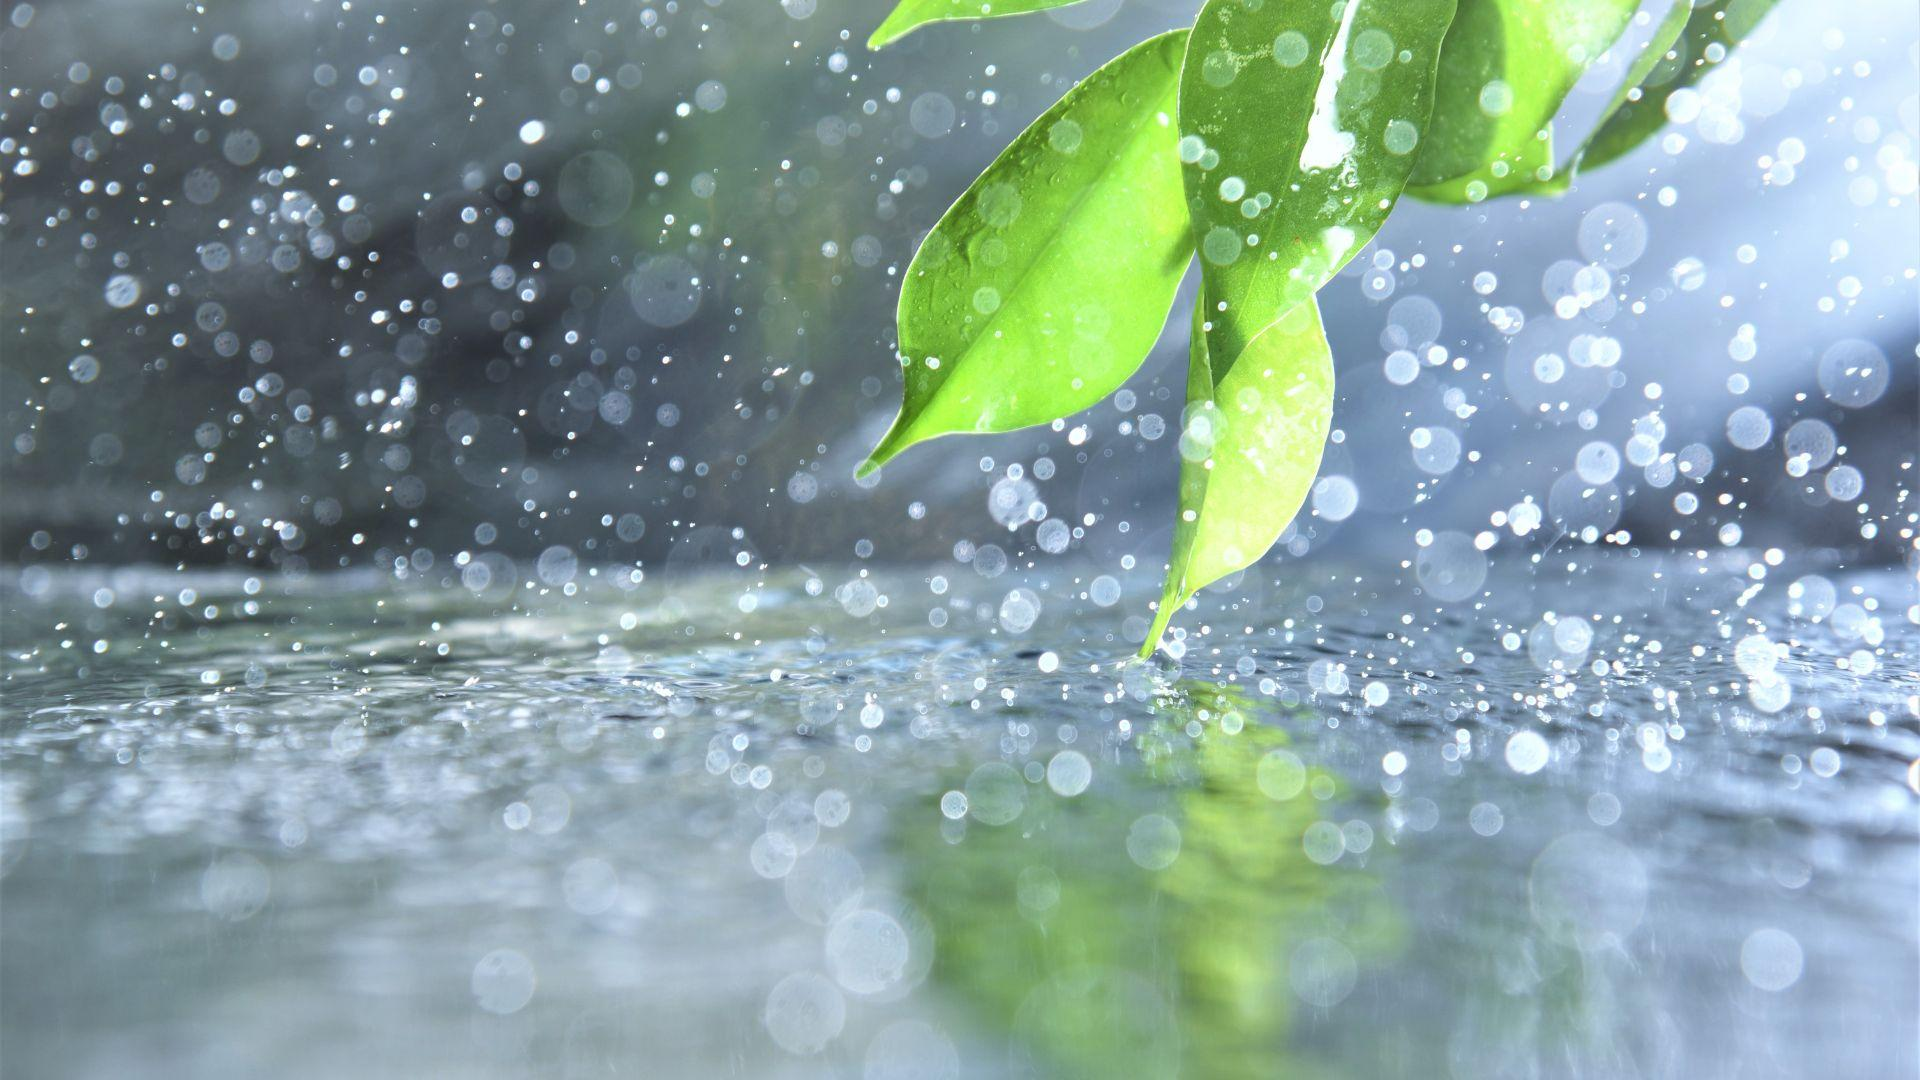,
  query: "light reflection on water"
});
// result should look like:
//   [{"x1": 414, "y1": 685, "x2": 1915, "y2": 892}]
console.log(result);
[{"x1": 1, "y1": 554, "x2": 1914, "y2": 1078}]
